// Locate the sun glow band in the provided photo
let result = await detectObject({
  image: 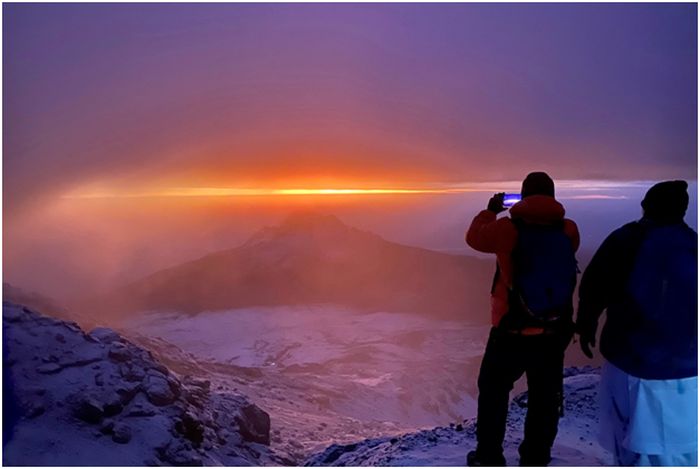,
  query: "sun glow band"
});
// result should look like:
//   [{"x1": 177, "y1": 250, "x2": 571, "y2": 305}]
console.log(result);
[
  {"x1": 61, "y1": 180, "x2": 647, "y2": 200},
  {"x1": 62, "y1": 187, "x2": 485, "y2": 199}
]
